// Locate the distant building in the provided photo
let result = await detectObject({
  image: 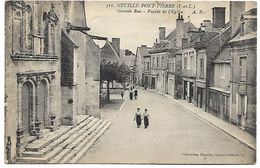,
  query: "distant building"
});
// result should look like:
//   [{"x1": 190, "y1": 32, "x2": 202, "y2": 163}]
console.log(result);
[
  {"x1": 182, "y1": 29, "x2": 200, "y2": 104},
  {"x1": 135, "y1": 45, "x2": 151, "y2": 88},
  {"x1": 167, "y1": 49, "x2": 182, "y2": 99},
  {"x1": 229, "y1": 7, "x2": 257, "y2": 135},
  {"x1": 100, "y1": 38, "x2": 122, "y2": 63},
  {"x1": 120, "y1": 49, "x2": 136, "y2": 84},
  {"x1": 149, "y1": 14, "x2": 196, "y2": 94},
  {"x1": 149, "y1": 41, "x2": 170, "y2": 93}
]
